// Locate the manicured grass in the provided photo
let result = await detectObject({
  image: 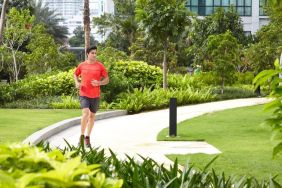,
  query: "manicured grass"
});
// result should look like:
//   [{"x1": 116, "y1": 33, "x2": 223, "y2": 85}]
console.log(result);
[
  {"x1": 158, "y1": 105, "x2": 282, "y2": 183},
  {"x1": 0, "y1": 109, "x2": 81, "y2": 143}
]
